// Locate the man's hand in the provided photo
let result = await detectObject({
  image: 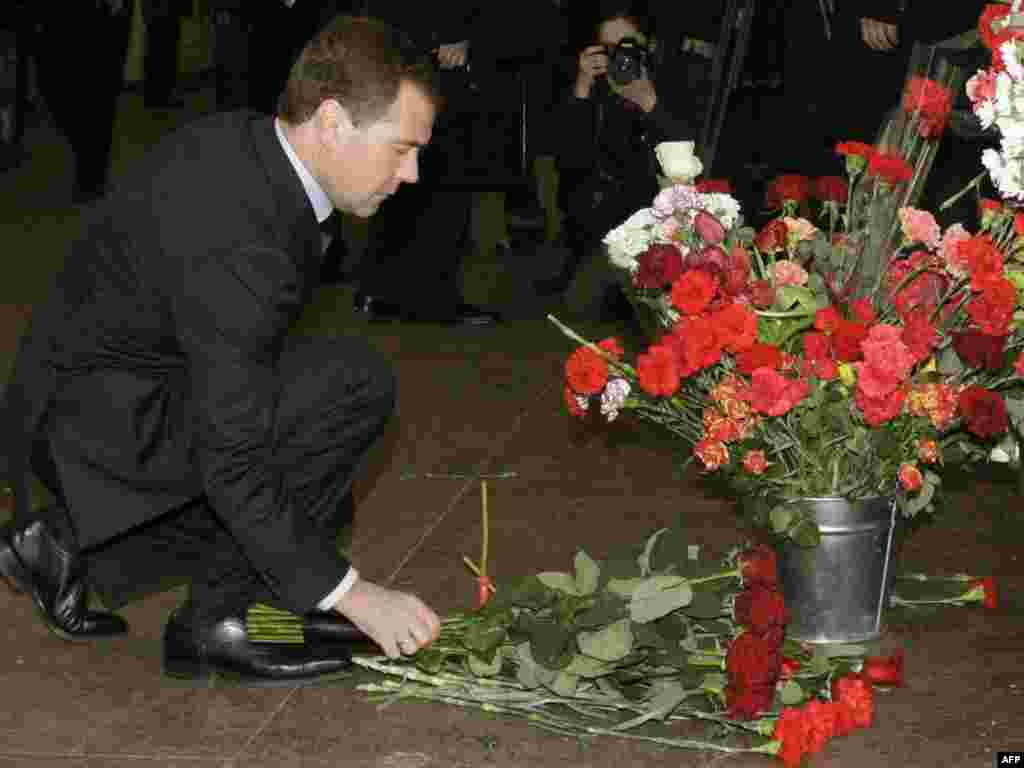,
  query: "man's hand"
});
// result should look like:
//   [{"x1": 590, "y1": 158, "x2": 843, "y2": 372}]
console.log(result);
[
  {"x1": 861, "y1": 17, "x2": 900, "y2": 51},
  {"x1": 436, "y1": 41, "x2": 470, "y2": 70},
  {"x1": 617, "y1": 76, "x2": 658, "y2": 112},
  {"x1": 333, "y1": 579, "x2": 440, "y2": 659},
  {"x1": 575, "y1": 45, "x2": 609, "y2": 99}
]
